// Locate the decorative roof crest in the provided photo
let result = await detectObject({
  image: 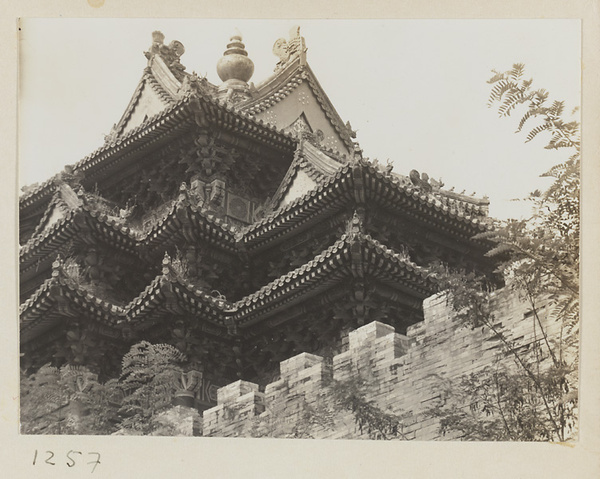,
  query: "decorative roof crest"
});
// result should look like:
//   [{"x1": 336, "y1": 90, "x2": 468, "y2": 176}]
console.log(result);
[
  {"x1": 272, "y1": 26, "x2": 307, "y2": 72},
  {"x1": 409, "y1": 169, "x2": 443, "y2": 193},
  {"x1": 145, "y1": 31, "x2": 187, "y2": 81}
]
